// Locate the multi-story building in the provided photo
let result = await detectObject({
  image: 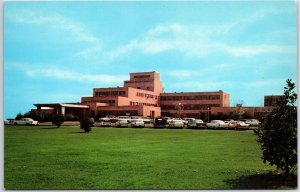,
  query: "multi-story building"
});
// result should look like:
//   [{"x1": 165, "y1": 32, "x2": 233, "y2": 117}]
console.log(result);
[
  {"x1": 159, "y1": 91, "x2": 230, "y2": 119},
  {"x1": 81, "y1": 71, "x2": 163, "y2": 118},
  {"x1": 264, "y1": 95, "x2": 284, "y2": 107},
  {"x1": 34, "y1": 71, "x2": 276, "y2": 120}
]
